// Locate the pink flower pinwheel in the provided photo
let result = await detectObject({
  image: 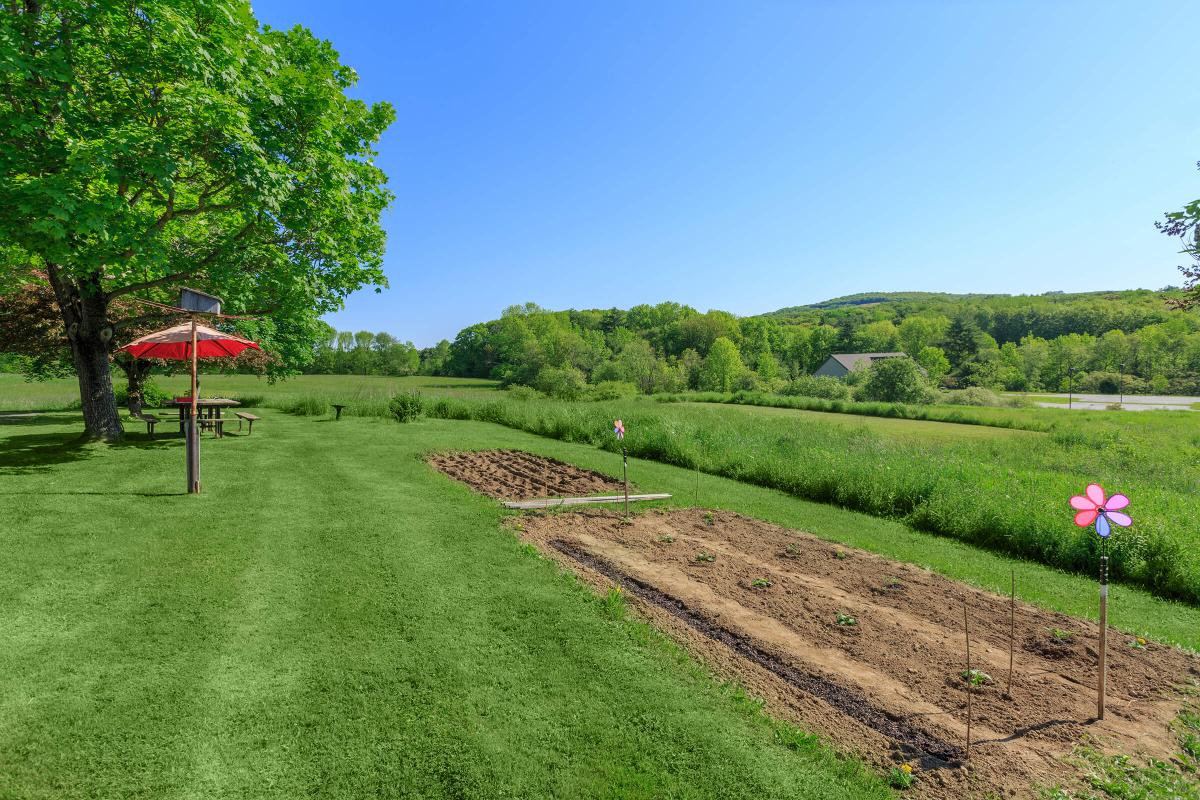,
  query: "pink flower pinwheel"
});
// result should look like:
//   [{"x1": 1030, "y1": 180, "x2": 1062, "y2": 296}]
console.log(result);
[{"x1": 1069, "y1": 484, "x2": 1131, "y2": 538}]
